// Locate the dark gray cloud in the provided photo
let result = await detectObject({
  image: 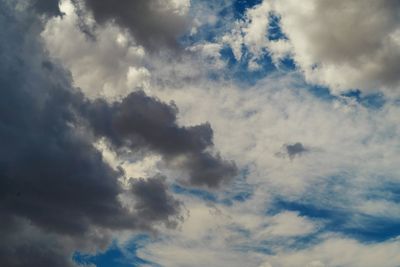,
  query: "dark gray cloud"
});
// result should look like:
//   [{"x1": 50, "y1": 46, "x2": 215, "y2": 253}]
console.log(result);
[
  {"x1": 33, "y1": 0, "x2": 189, "y2": 50},
  {"x1": 79, "y1": 0, "x2": 189, "y2": 50},
  {"x1": 0, "y1": 1, "x2": 235, "y2": 265},
  {"x1": 131, "y1": 175, "x2": 182, "y2": 227},
  {"x1": 0, "y1": 2, "x2": 179, "y2": 266},
  {"x1": 85, "y1": 91, "x2": 238, "y2": 188},
  {"x1": 0, "y1": 218, "x2": 76, "y2": 267},
  {"x1": 32, "y1": 0, "x2": 62, "y2": 16},
  {"x1": 275, "y1": 142, "x2": 309, "y2": 159},
  {"x1": 285, "y1": 142, "x2": 309, "y2": 159}
]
